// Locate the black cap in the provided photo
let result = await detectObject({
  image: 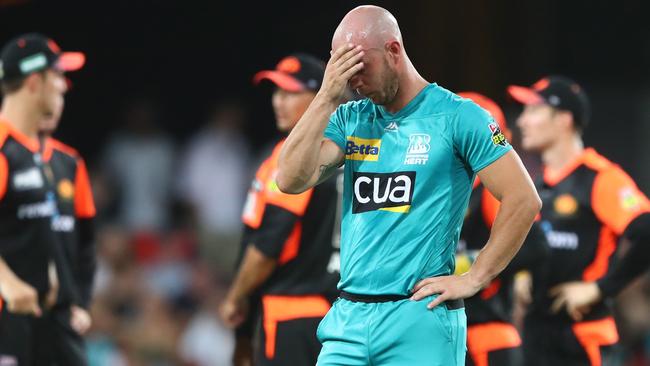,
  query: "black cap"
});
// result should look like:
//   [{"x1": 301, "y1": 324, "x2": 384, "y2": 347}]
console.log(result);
[
  {"x1": 507, "y1": 75, "x2": 591, "y2": 129},
  {"x1": 0, "y1": 33, "x2": 85, "y2": 82},
  {"x1": 253, "y1": 53, "x2": 324, "y2": 92}
]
